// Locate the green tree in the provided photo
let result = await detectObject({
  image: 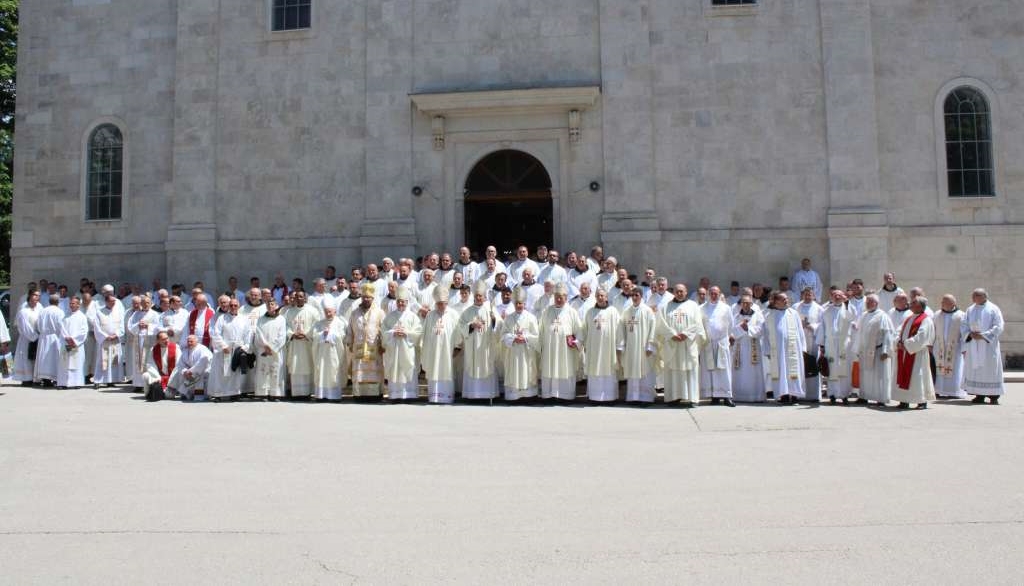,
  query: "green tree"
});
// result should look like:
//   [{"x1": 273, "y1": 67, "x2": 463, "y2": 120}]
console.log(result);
[{"x1": 0, "y1": 0, "x2": 16, "y2": 286}]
